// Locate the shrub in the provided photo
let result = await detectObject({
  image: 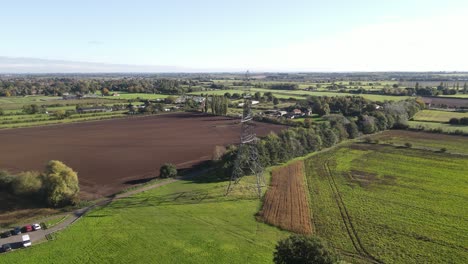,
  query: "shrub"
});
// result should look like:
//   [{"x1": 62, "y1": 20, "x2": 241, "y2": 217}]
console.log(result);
[
  {"x1": 440, "y1": 147, "x2": 447, "y2": 153},
  {"x1": 12, "y1": 171, "x2": 43, "y2": 197},
  {"x1": 404, "y1": 142, "x2": 413, "y2": 148},
  {"x1": 449, "y1": 118, "x2": 460, "y2": 125},
  {"x1": 160, "y1": 163, "x2": 177, "y2": 178},
  {"x1": 0, "y1": 170, "x2": 15, "y2": 191},
  {"x1": 273, "y1": 235, "x2": 337, "y2": 264}
]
